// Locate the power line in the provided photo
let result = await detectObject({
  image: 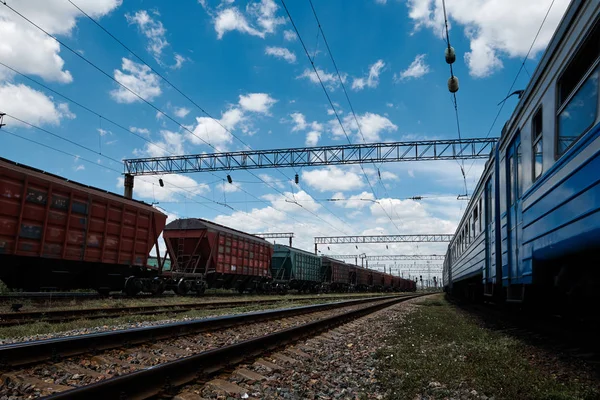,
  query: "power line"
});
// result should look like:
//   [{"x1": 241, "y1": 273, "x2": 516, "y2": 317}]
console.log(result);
[
  {"x1": 63, "y1": 0, "x2": 351, "y2": 236},
  {"x1": 280, "y1": 0, "x2": 402, "y2": 234},
  {"x1": 464, "y1": 0, "x2": 557, "y2": 180},
  {"x1": 2, "y1": 5, "x2": 349, "y2": 237}
]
